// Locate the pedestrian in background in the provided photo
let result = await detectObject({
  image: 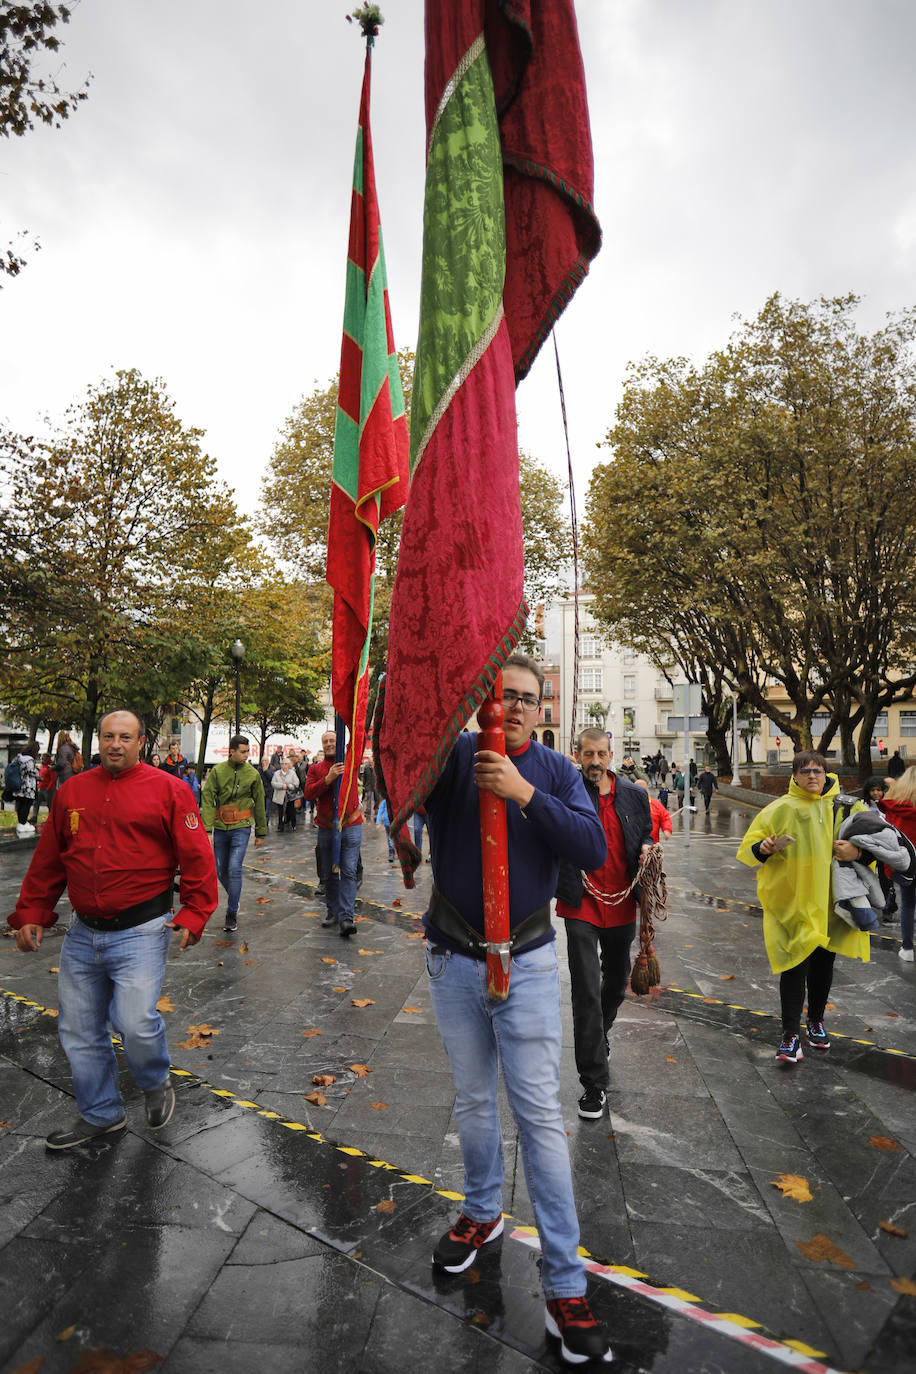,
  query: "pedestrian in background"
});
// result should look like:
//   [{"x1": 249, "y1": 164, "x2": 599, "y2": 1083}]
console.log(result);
[
  {"x1": 53, "y1": 731, "x2": 78, "y2": 785},
  {"x1": 696, "y1": 765, "x2": 718, "y2": 814},
  {"x1": 880, "y1": 769, "x2": 916, "y2": 963},
  {"x1": 201, "y1": 735, "x2": 267, "y2": 934},
  {"x1": 29, "y1": 753, "x2": 57, "y2": 826},
  {"x1": 271, "y1": 756, "x2": 300, "y2": 833},
  {"x1": 557, "y1": 731, "x2": 652, "y2": 1121},
  {"x1": 10, "y1": 741, "x2": 40, "y2": 836},
  {"x1": 635, "y1": 778, "x2": 672, "y2": 842},
  {"x1": 737, "y1": 751, "x2": 869, "y2": 1065}
]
